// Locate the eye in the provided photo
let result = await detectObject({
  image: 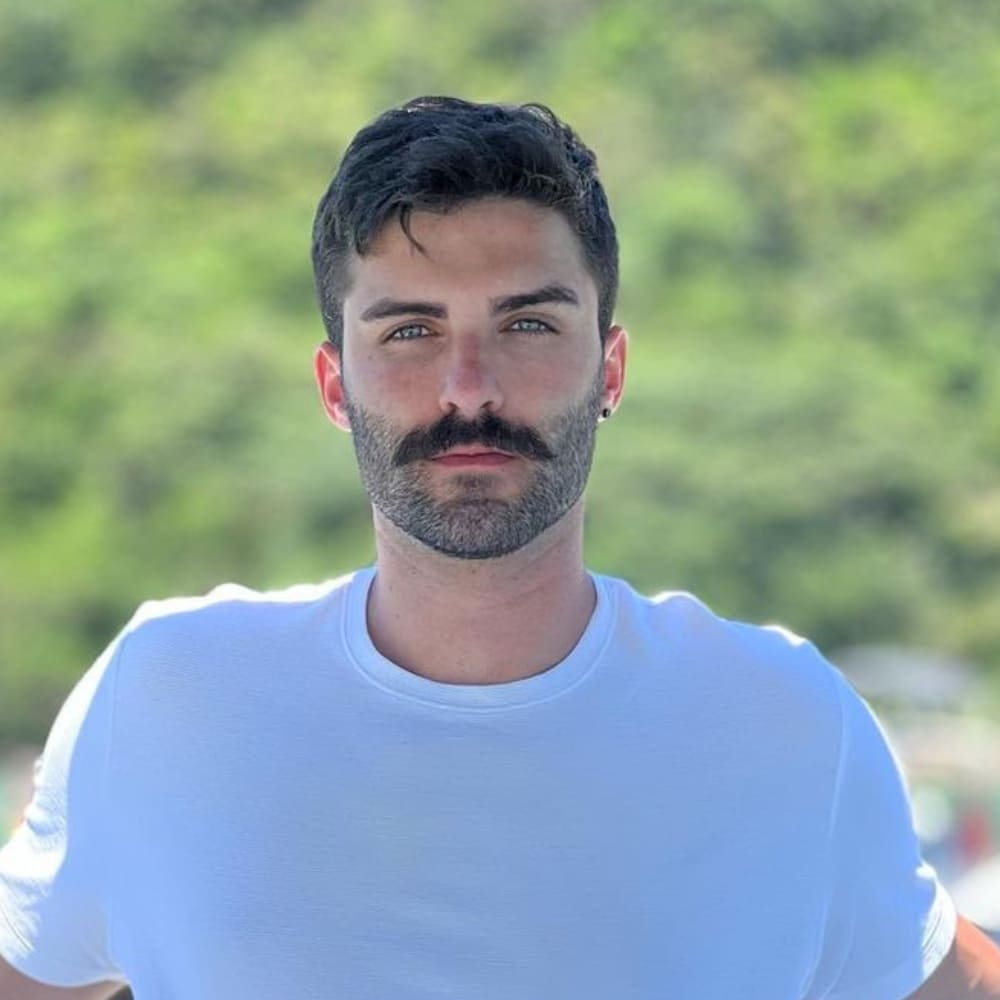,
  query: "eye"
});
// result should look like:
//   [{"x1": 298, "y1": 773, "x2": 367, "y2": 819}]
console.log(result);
[
  {"x1": 507, "y1": 317, "x2": 555, "y2": 334},
  {"x1": 386, "y1": 323, "x2": 432, "y2": 342}
]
